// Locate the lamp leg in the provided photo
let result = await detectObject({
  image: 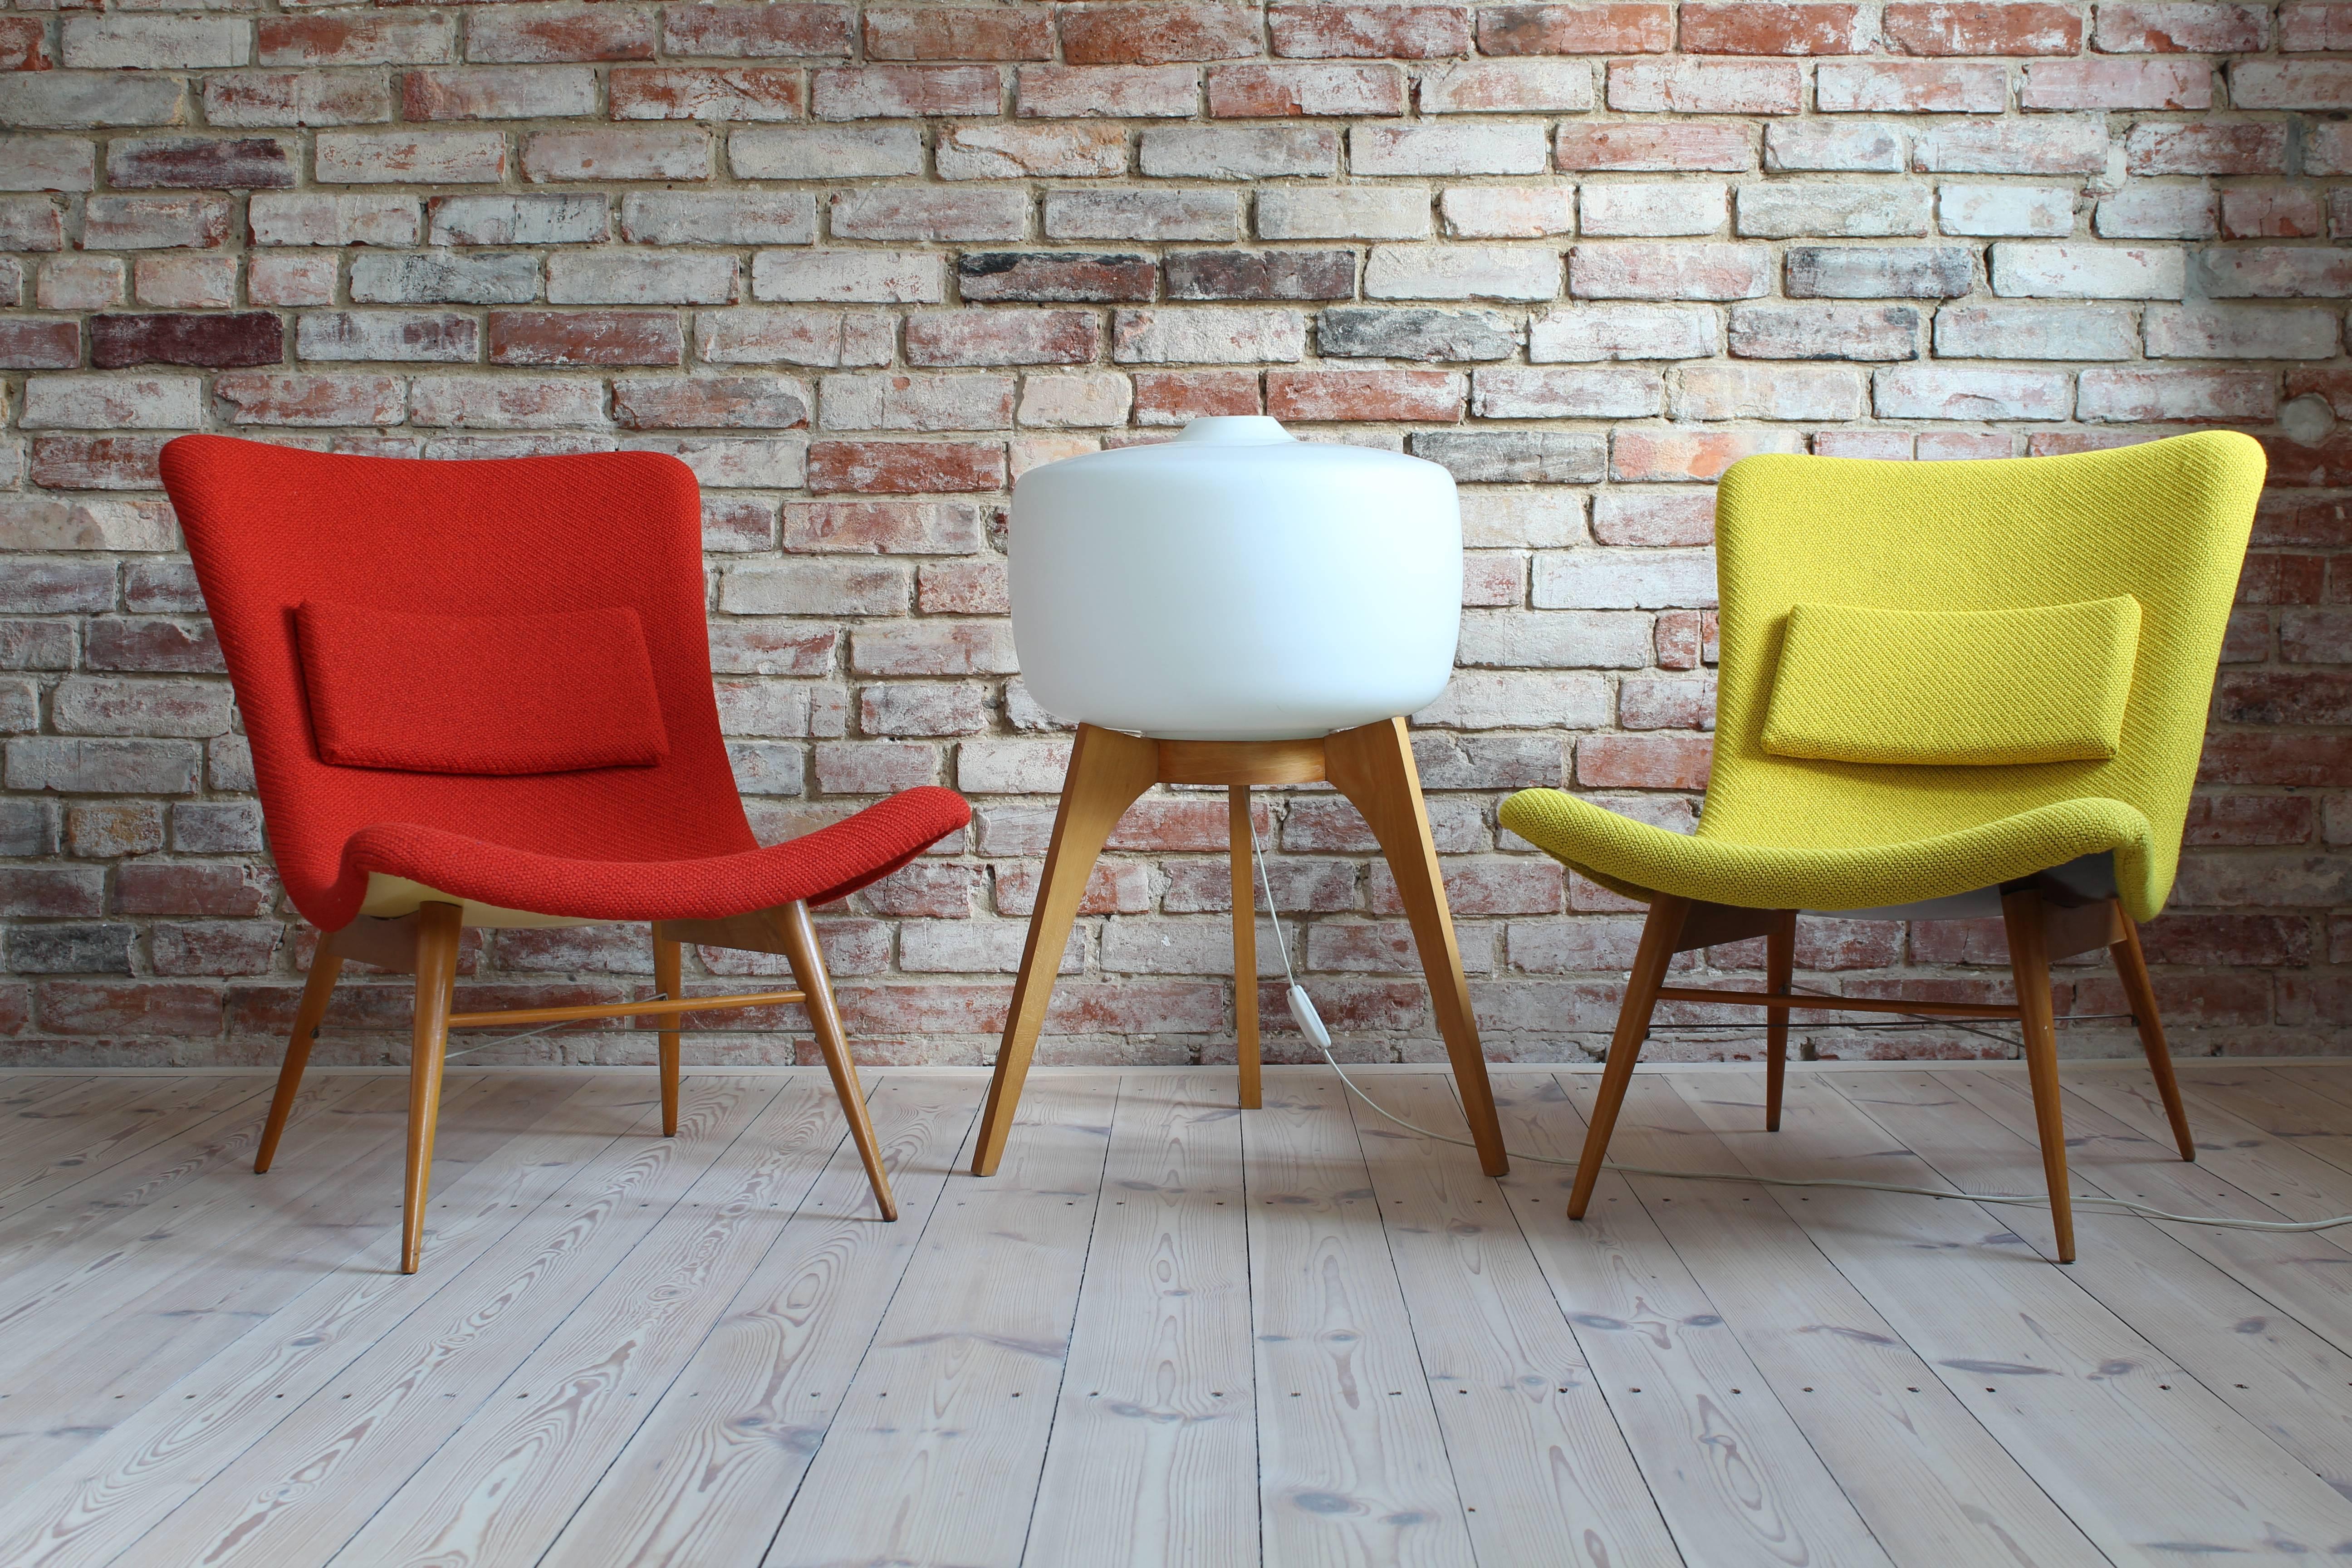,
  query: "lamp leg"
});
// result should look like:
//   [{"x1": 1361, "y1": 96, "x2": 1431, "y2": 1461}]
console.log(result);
[
  {"x1": 2108, "y1": 902, "x2": 2194, "y2": 1162},
  {"x1": 1569, "y1": 895, "x2": 1687, "y2": 1220},
  {"x1": 1325, "y1": 716, "x2": 1508, "y2": 1177},
  {"x1": 258, "y1": 949, "x2": 342, "y2": 1174},
  {"x1": 973, "y1": 723, "x2": 1159, "y2": 1176},
  {"x1": 401, "y1": 902, "x2": 464, "y2": 1275},
  {"x1": 1765, "y1": 910, "x2": 1796, "y2": 1133},
  {"x1": 2003, "y1": 886, "x2": 2075, "y2": 1264},
  {"x1": 652, "y1": 934, "x2": 682, "y2": 1137},
  {"x1": 1230, "y1": 784, "x2": 1261, "y2": 1111}
]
